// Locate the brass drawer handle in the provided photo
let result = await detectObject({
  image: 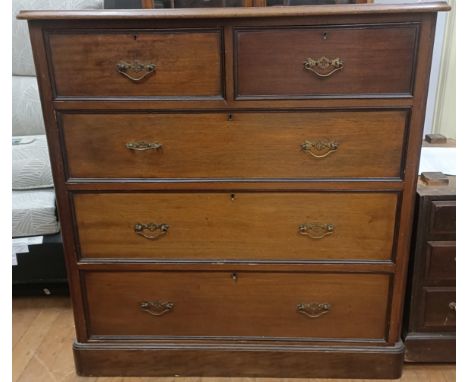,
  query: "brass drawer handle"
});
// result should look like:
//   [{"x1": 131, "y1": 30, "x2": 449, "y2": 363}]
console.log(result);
[
  {"x1": 304, "y1": 56, "x2": 343, "y2": 78},
  {"x1": 297, "y1": 303, "x2": 332, "y2": 318},
  {"x1": 126, "y1": 141, "x2": 162, "y2": 151},
  {"x1": 449, "y1": 301, "x2": 456, "y2": 311},
  {"x1": 140, "y1": 301, "x2": 174, "y2": 316},
  {"x1": 301, "y1": 140, "x2": 339, "y2": 158},
  {"x1": 134, "y1": 223, "x2": 169, "y2": 240},
  {"x1": 299, "y1": 223, "x2": 334, "y2": 239},
  {"x1": 116, "y1": 60, "x2": 156, "y2": 82}
]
